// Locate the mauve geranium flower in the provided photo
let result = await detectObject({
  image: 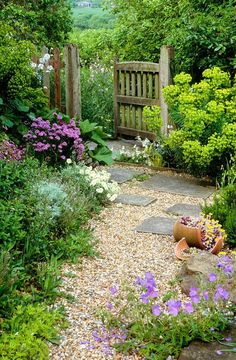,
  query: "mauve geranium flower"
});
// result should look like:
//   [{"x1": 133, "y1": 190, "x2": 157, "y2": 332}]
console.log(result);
[
  {"x1": 223, "y1": 265, "x2": 233, "y2": 274},
  {"x1": 214, "y1": 285, "x2": 229, "y2": 301},
  {"x1": 152, "y1": 304, "x2": 161, "y2": 316},
  {"x1": 203, "y1": 290, "x2": 209, "y2": 301},
  {"x1": 184, "y1": 302, "x2": 194, "y2": 314},
  {"x1": 208, "y1": 273, "x2": 217, "y2": 282},
  {"x1": 110, "y1": 286, "x2": 118, "y2": 296},
  {"x1": 167, "y1": 299, "x2": 182, "y2": 316}
]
